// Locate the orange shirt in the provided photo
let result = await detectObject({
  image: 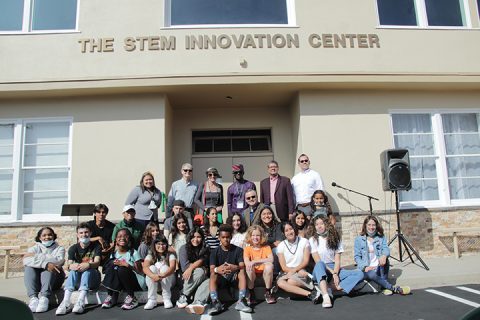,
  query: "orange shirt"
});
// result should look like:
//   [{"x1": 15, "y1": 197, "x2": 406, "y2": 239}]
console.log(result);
[{"x1": 244, "y1": 245, "x2": 272, "y2": 273}]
